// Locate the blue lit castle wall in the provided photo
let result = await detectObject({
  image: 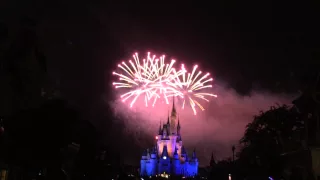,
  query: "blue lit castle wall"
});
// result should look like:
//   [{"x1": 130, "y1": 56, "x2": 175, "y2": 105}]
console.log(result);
[{"x1": 140, "y1": 100, "x2": 198, "y2": 177}]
